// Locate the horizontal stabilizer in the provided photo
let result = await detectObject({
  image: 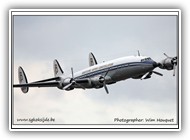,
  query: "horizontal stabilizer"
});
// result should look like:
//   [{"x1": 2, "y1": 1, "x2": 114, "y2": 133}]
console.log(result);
[
  {"x1": 32, "y1": 77, "x2": 60, "y2": 83},
  {"x1": 14, "y1": 67, "x2": 62, "y2": 93},
  {"x1": 13, "y1": 81, "x2": 60, "y2": 88}
]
